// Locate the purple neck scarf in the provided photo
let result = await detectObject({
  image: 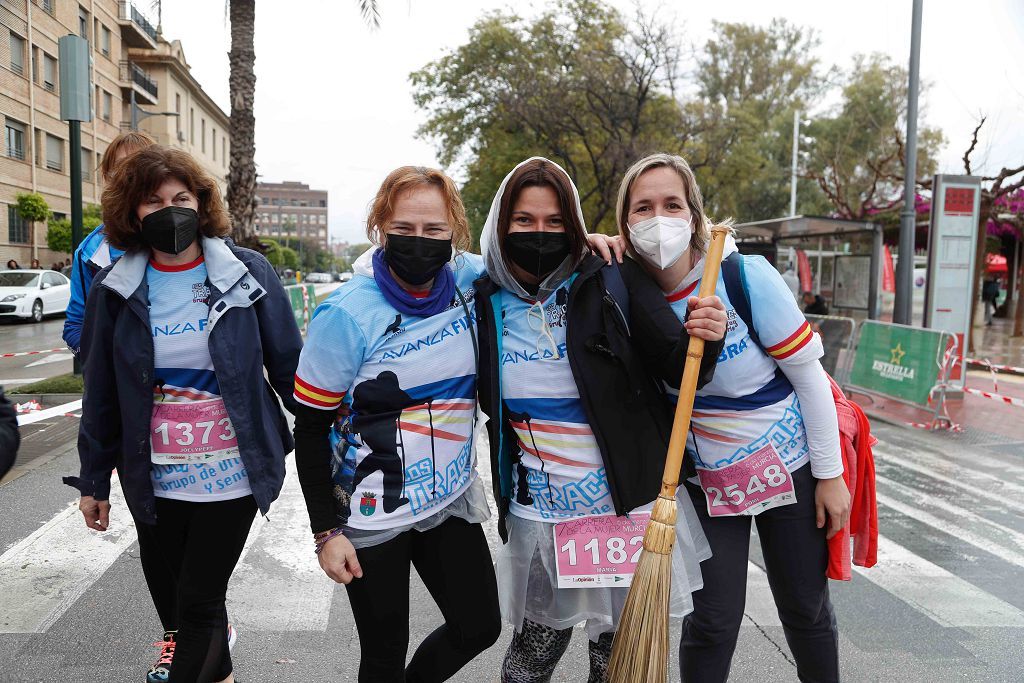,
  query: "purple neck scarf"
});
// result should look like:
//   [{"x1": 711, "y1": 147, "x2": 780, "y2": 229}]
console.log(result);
[{"x1": 372, "y1": 248, "x2": 456, "y2": 317}]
